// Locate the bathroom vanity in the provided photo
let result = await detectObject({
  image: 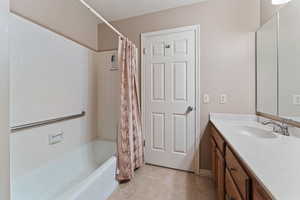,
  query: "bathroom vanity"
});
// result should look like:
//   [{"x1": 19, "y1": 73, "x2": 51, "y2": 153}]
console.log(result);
[
  {"x1": 210, "y1": 2, "x2": 300, "y2": 199},
  {"x1": 210, "y1": 114, "x2": 300, "y2": 200},
  {"x1": 210, "y1": 117, "x2": 271, "y2": 200}
]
